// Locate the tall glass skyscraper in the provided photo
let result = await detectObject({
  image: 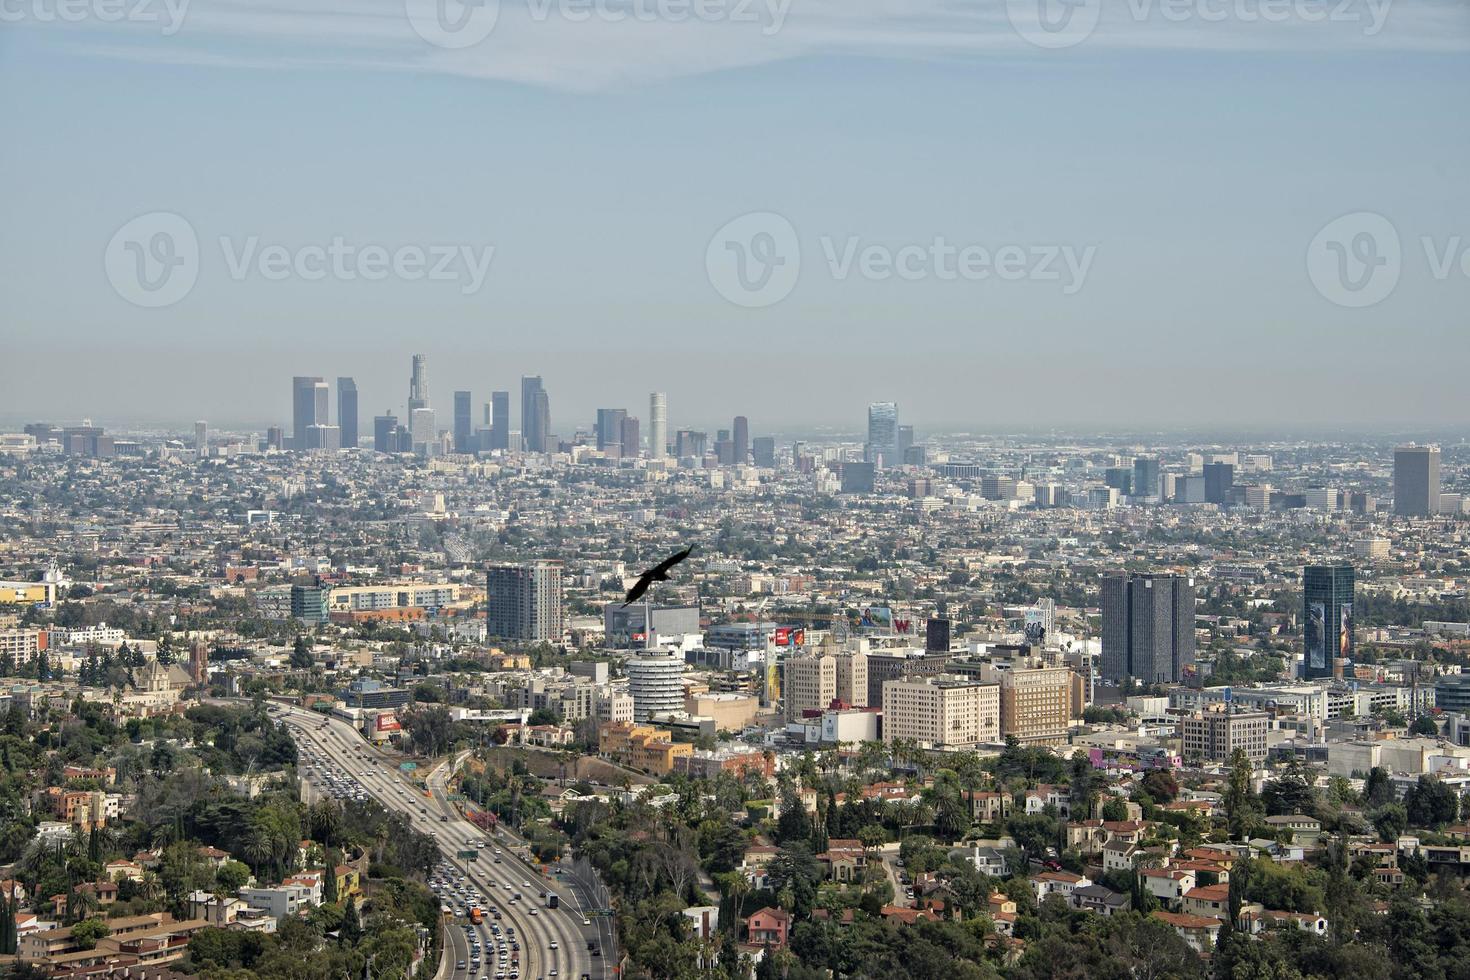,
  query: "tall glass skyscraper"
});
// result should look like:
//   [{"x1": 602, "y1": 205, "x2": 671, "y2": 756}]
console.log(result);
[
  {"x1": 489, "y1": 391, "x2": 510, "y2": 450},
  {"x1": 866, "y1": 402, "x2": 898, "y2": 468},
  {"x1": 408, "y1": 354, "x2": 429, "y2": 412},
  {"x1": 521, "y1": 376, "x2": 549, "y2": 452},
  {"x1": 649, "y1": 392, "x2": 667, "y2": 461},
  {"x1": 453, "y1": 390, "x2": 473, "y2": 452},
  {"x1": 1101, "y1": 573, "x2": 1196, "y2": 684},
  {"x1": 1303, "y1": 563, "x2": 1354, "y2": 680},
  {"x1": 337, "y1": 377, "x2": 357, "y2": 450},
  {"x1": 292, "y1": 376, "x2": 327, "y2": 451},
  {"x1": 596, "y1": 408, "x2": 627, "y2": 452},
  {"x1": 732, "y1": 415, "x2": 749, "y2": 465},
  {"x1": 1394, "y1": 445, "x2": 1441, "y2": 516}
]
